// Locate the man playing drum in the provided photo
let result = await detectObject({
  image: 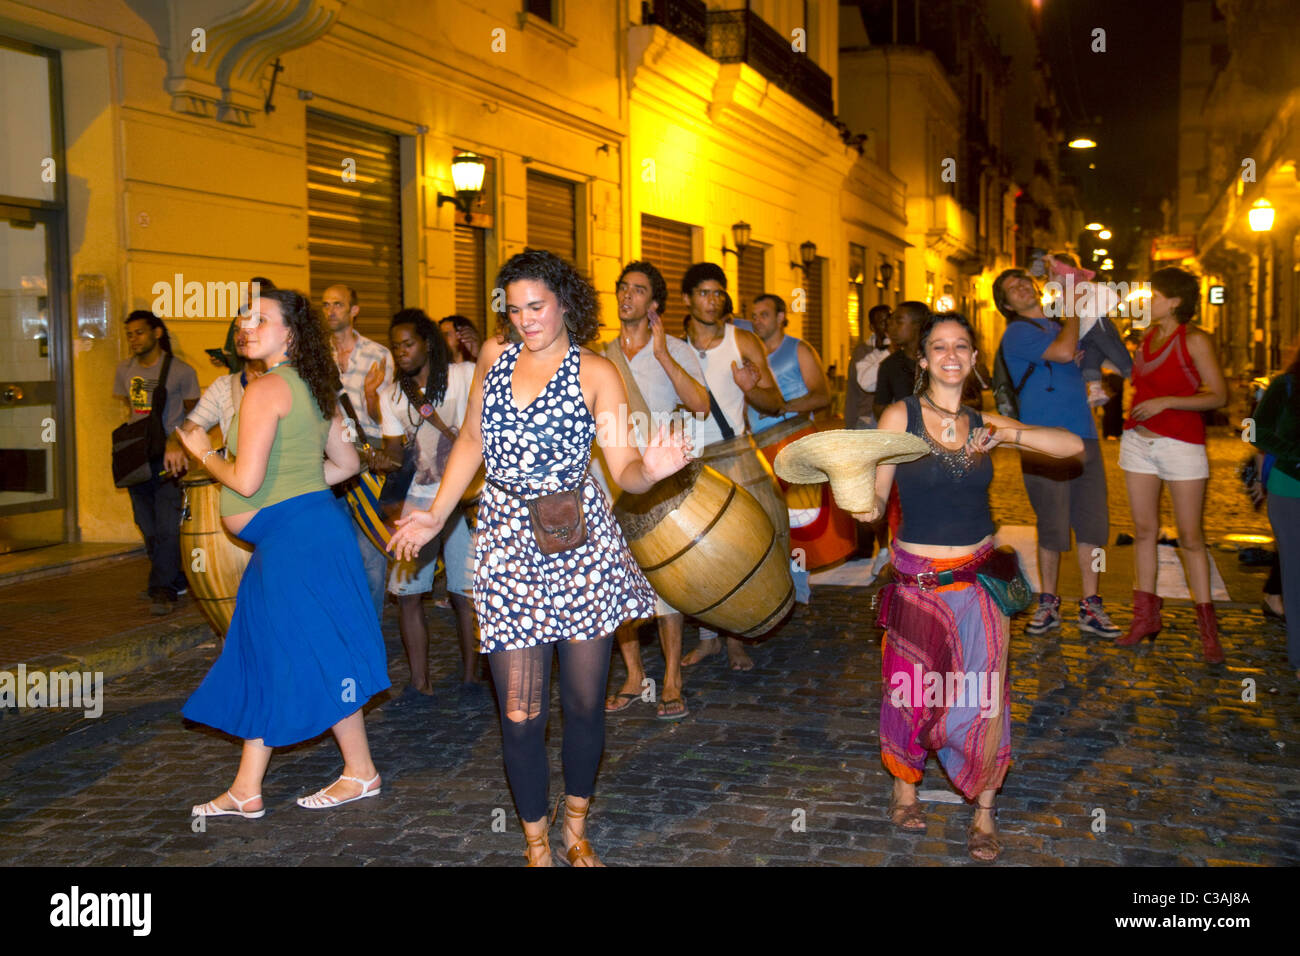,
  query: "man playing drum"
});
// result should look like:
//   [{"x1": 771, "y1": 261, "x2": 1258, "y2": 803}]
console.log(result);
[
  {"x1": 602, "y1": 261, "x2": 709, "y2": 720},
  {"x1": 747, "y1": 293, "x2": 831, "y2": 604},
  {"x1": 678, "y1": 263, "x2": 786, "y2": 672}
]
